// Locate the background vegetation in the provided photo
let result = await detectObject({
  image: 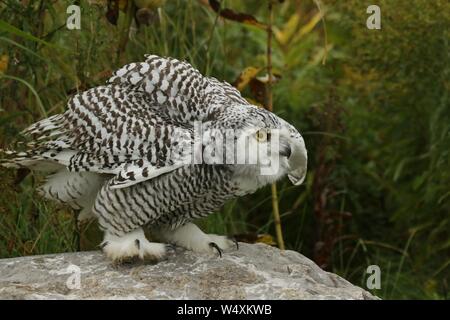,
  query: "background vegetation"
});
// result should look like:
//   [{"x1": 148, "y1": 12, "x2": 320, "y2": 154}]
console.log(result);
[{"x1": 0, "y1": 0, "x2": 448, "y2": 299}]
